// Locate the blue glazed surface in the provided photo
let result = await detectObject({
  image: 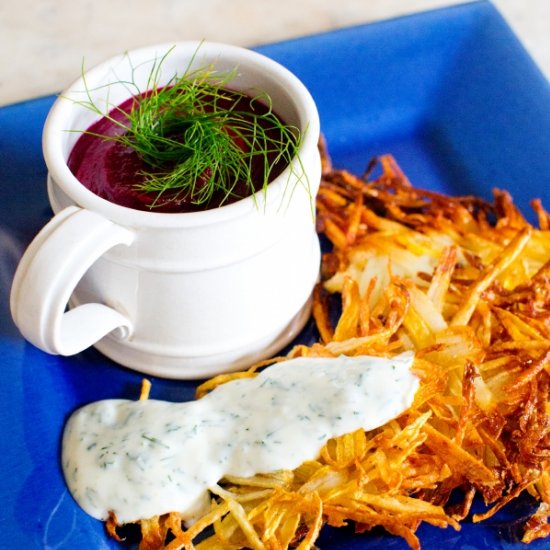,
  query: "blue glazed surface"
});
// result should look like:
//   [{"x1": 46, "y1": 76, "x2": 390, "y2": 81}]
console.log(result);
[{"x1": 1, "y1": 2, "x2": 549, "y2": 548}]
